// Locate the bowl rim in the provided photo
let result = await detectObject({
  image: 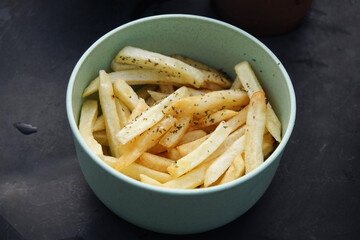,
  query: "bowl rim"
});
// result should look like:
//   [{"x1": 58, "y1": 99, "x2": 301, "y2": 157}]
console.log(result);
[{"x1": 66, "y1": 14, "x2": 296, "y2": 195}]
